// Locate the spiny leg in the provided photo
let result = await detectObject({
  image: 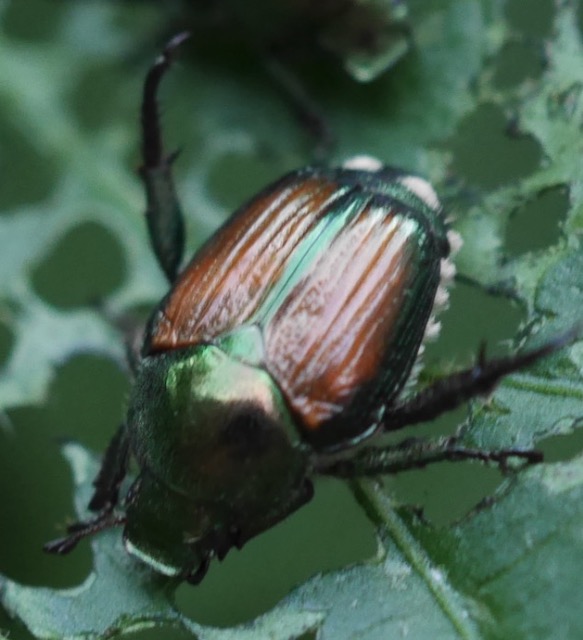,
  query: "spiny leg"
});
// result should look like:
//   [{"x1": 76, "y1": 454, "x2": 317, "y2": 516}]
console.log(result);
[
  {"x1": 380, "y1": 328, "x2": 577, "y2": 433},
  {"x1": 317, "y1": 436, "x2": 542, "y2": 478},
  {"x1": 44, "y1": 425, "x2": 130, "y2": 554},
  {"x1": 140, "y1": 32, "x2": 190, "y2": 283}
]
